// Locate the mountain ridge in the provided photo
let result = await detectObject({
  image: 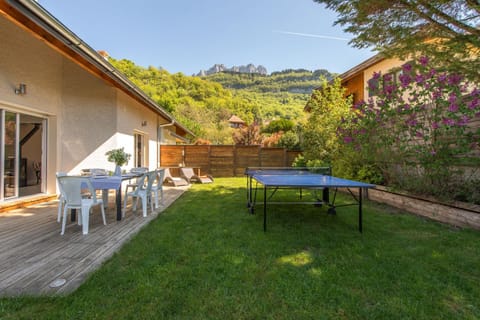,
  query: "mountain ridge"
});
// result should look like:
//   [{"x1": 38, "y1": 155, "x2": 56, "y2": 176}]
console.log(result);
[{"x1": 197, "y1": 63, "x2": 268, "y2": 76}]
